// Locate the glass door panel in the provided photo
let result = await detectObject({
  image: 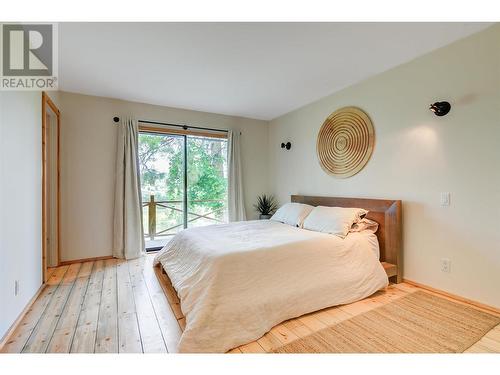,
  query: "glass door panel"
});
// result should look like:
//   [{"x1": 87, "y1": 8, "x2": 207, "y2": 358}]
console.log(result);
[
  {"x1": 187, "y1": 135, "x2": 228, "y2": 228},
  {"x1": 138, "y1": 132, "x2": 184, "y2": 249},
  {"x1": 139, "y1": 130, "x2": 228, "y2": 250}
]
